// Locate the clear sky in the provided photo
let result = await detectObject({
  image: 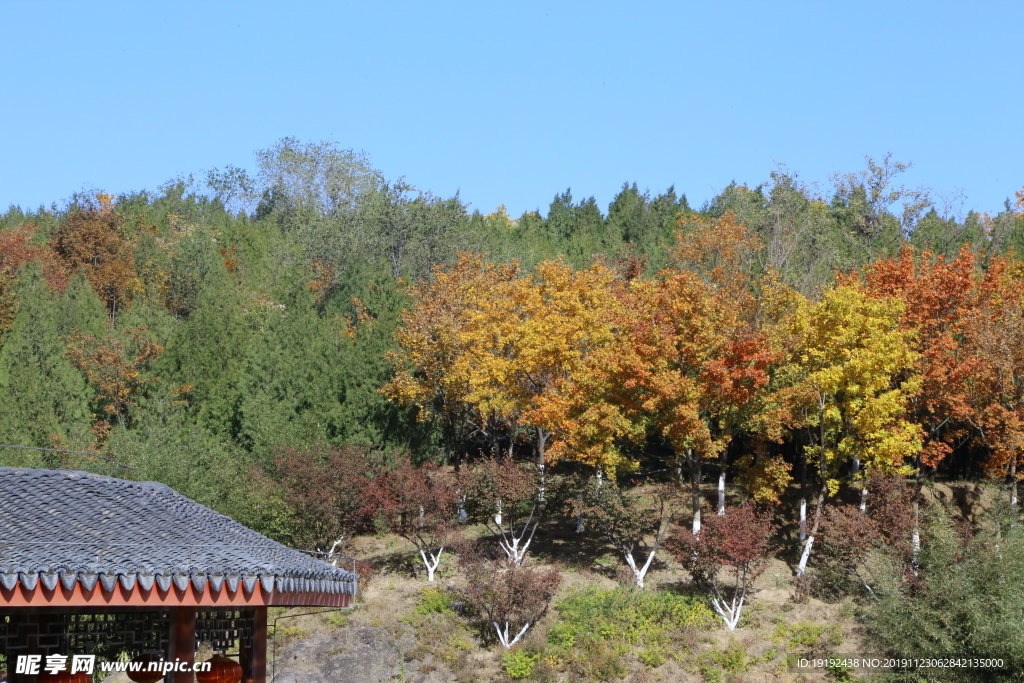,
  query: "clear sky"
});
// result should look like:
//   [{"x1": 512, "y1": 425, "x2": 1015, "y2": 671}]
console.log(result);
[{"x1": 2, "y1": 1, "x2": 1021, "y2": 219}]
